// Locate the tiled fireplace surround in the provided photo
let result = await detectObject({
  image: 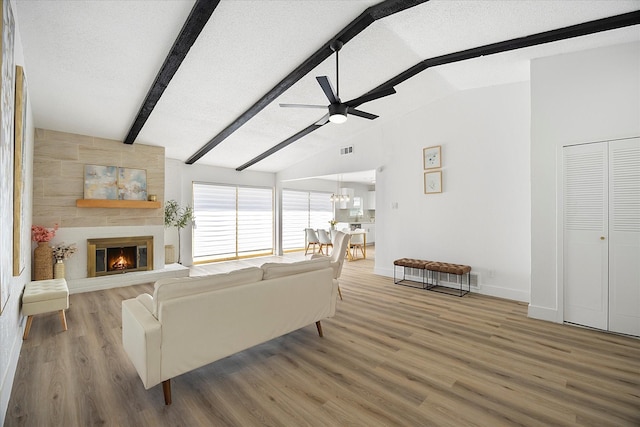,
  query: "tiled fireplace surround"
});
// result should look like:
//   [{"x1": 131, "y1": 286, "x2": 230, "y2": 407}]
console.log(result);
[{"x1": 33, "y1": 129, "x2": 188, "y2": 293}]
